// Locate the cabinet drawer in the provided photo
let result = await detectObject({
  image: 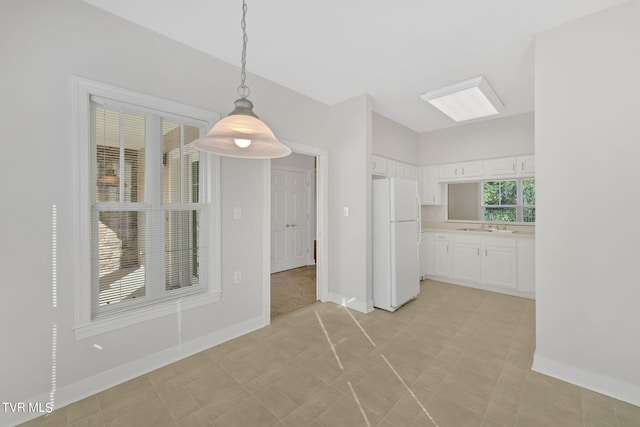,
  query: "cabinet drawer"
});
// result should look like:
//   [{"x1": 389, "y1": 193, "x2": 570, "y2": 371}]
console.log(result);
[
  {"x1": 484, "y1": 236, "x2": 517, "y2": 248},
  {"x1": 453, "y1": 234, "x2": 482, "y2": 245}
]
